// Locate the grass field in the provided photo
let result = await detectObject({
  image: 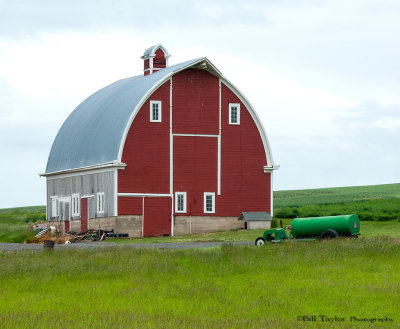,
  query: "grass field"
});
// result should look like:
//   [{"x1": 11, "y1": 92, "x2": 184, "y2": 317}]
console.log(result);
[
  {"x1": 1, "y1": 238, "x2": 399, "y2": 328},
  {"x1": 0, "y1": 206, "x2": 46, "y2": 243},
  {"x1": 1, "y1": 184, "x2": 400, "y2": 328},
  {"x1": 274, "y1": 183, "x2": 400, "y2": 221}
]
